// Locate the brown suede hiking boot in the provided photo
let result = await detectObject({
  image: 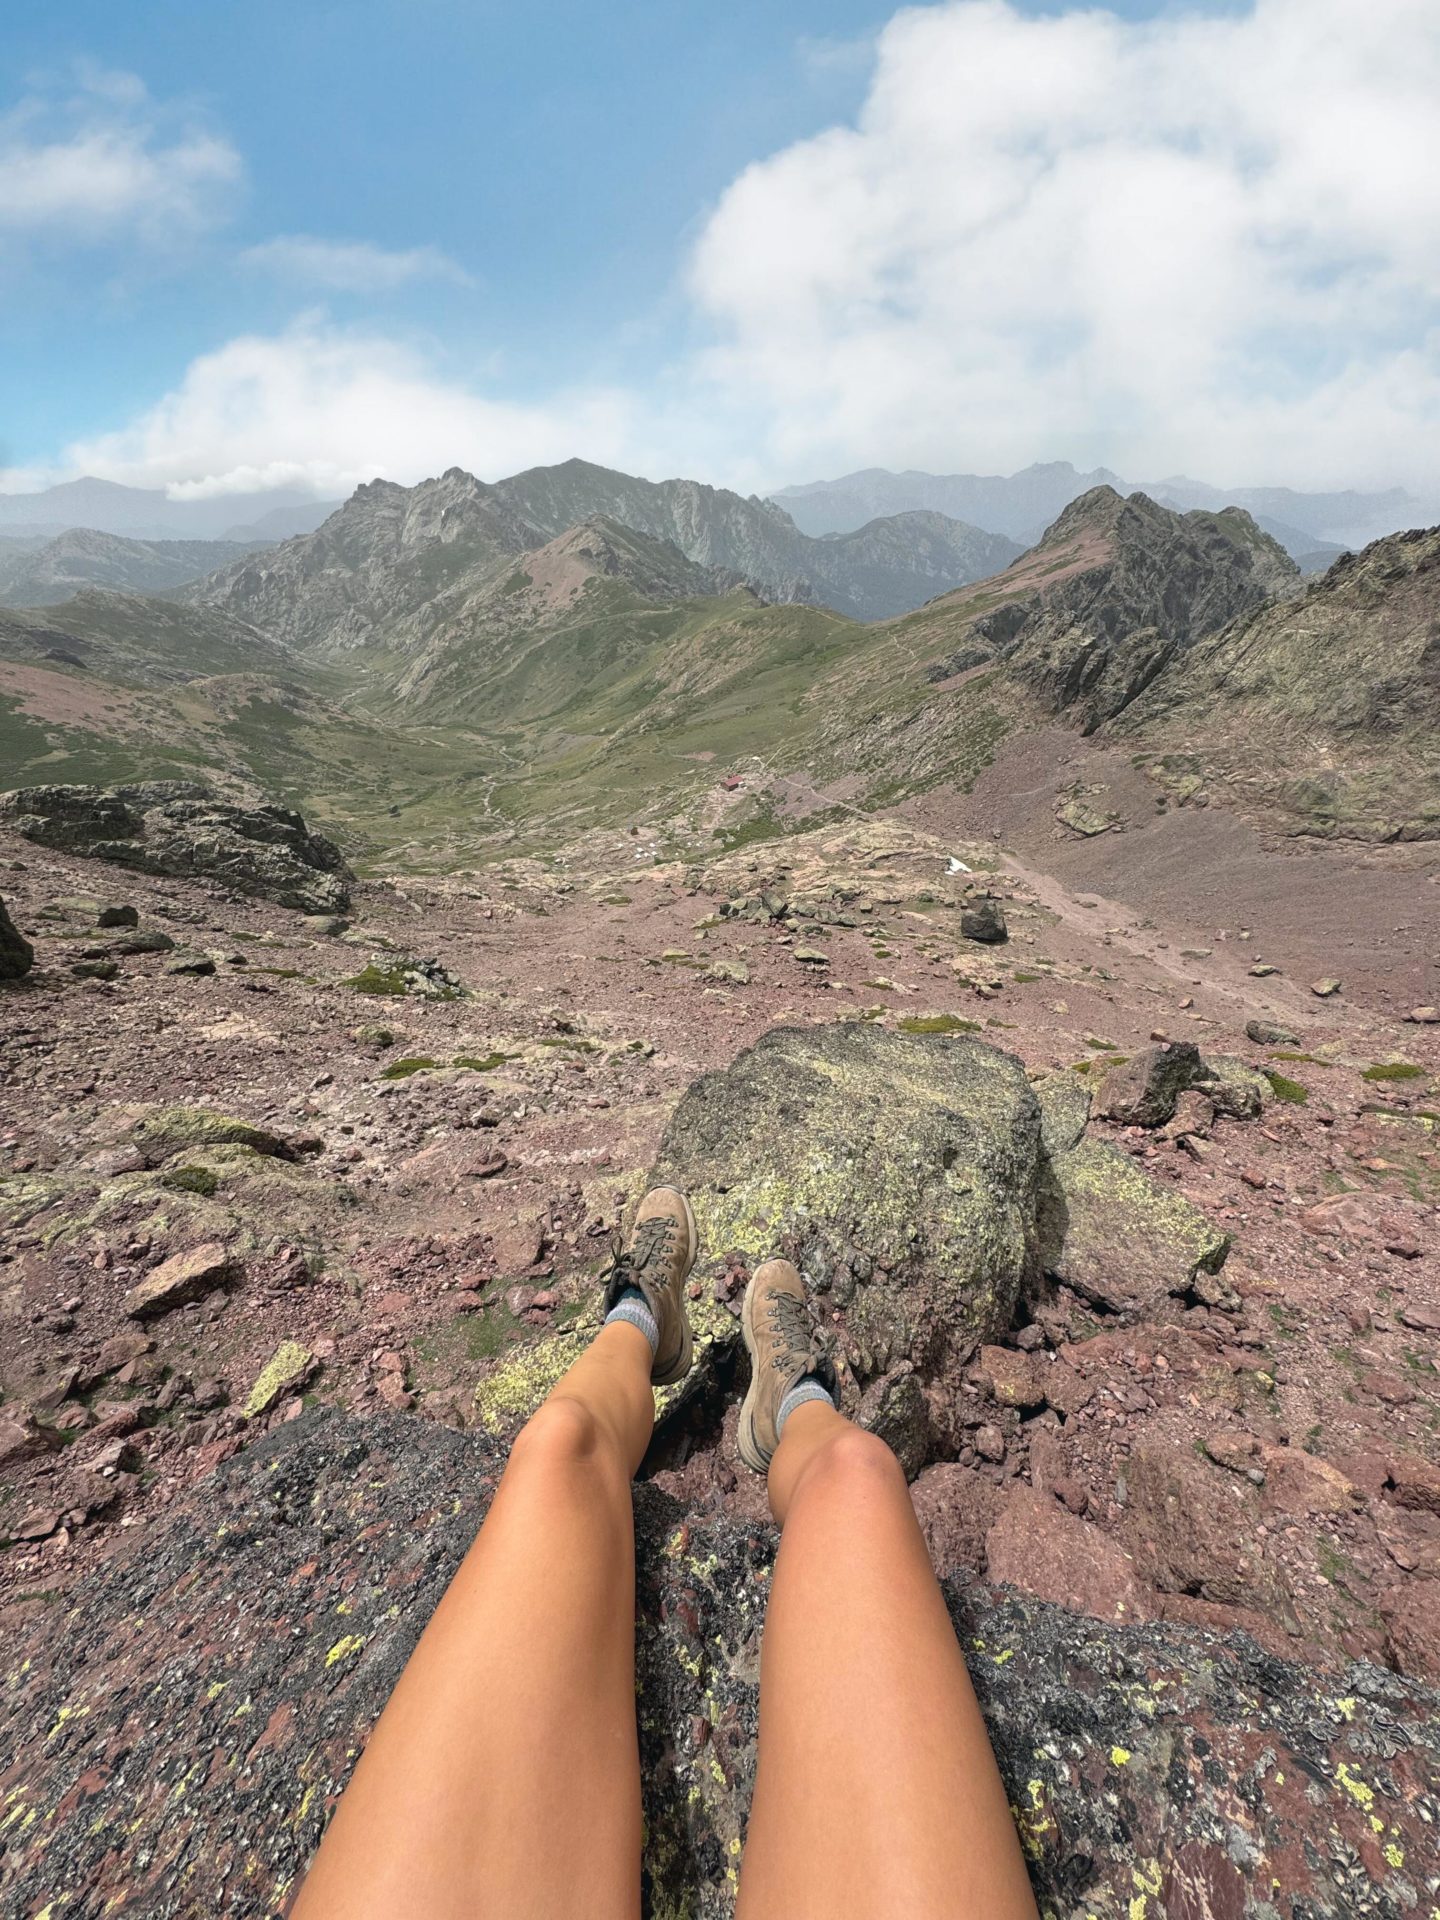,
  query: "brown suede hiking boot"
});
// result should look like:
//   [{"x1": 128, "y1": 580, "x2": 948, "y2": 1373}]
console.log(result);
[
  {"x1": 601, "y1": 1186, "x2": 698, "y2": 1386},
  {"x1": 738, "y1": 1258, "x2": 839, "y2": 1472}
]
